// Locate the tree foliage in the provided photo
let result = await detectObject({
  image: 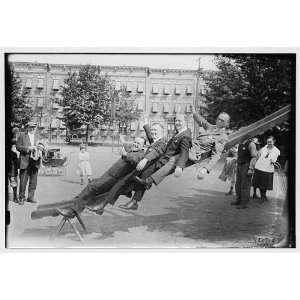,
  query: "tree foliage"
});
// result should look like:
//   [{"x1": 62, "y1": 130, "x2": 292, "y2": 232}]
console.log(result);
[
  {"x1": 202, "y1": 55, "x2": 294, "y2": 128},
  {"x1": 9, "y1": 65, "x2": 33, "y2": 127},
  {"x1": 61, "y1": 65, "x2": 140, "y2": 141}
]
